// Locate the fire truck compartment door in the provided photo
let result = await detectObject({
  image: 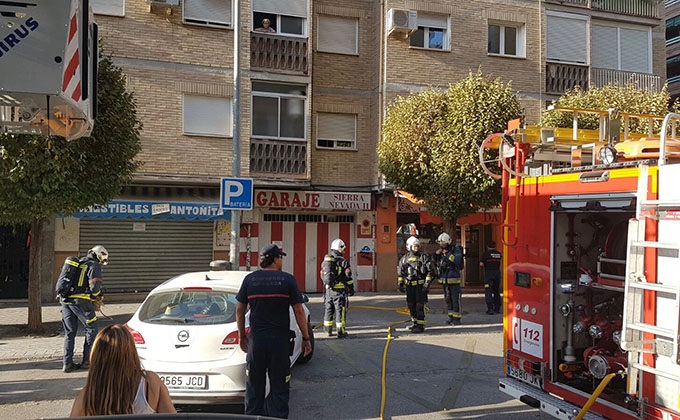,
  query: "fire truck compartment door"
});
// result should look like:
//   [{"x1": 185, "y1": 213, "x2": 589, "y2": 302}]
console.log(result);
[{"x1": 549, "y1": 192, "x2": 635, "y2": 212}]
